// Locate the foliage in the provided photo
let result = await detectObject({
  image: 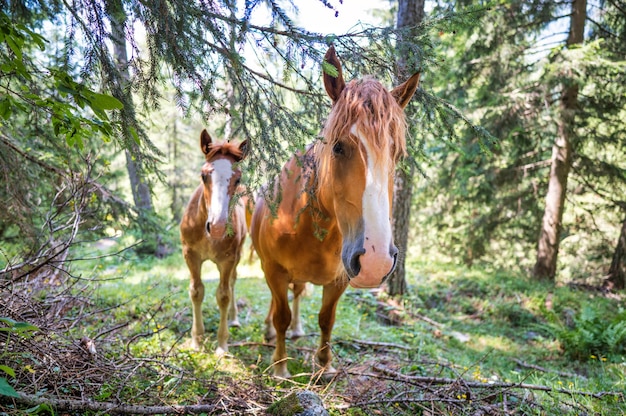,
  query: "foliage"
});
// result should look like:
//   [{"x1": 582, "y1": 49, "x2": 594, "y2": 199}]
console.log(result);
[
  {"x1": 0, "y1": 317, "x2": 38, "y2": 398},
  {"x1": 415, "y1": 0, "x2": 626, "y2": 278},
  {"x1": 0, "y1": 10, "x2": 121, "y2": 146},
  {"x1": 1, "y1": 0, "x2": 494, "y2": 267},
  {"x1": 1, "y1": 0, "x2": 626, "y2": 412},
  {"x1": 2, "y1": 244, "x2": 625, "y2": 414},
  {"x1": 0, "y1": 8, "x2": 136, "y2": 269},
  {"x1": 551, "y1": 306, "x2": 626, "y2": 361}
]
